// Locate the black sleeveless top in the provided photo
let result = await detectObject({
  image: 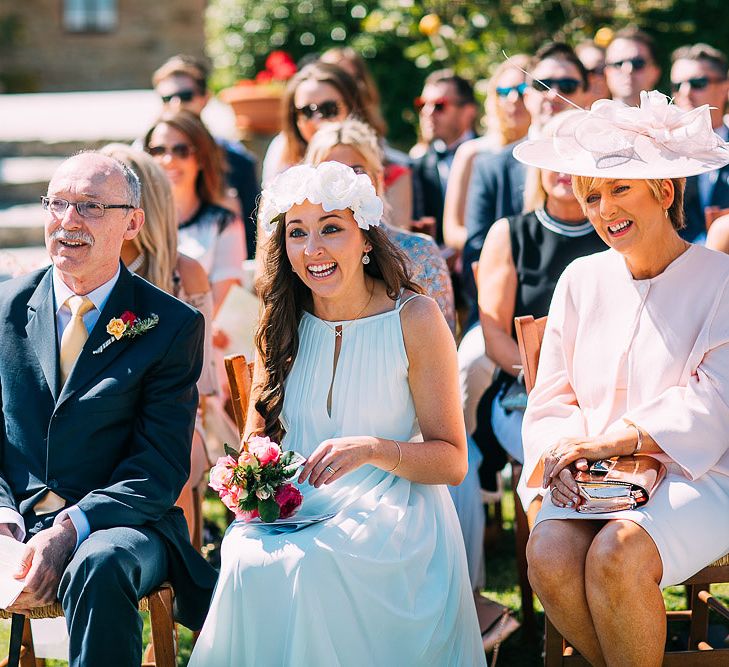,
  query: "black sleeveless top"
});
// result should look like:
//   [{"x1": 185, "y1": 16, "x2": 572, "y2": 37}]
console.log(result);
[
  {"x1": 474, "y1": 209, "x2": 606, "y2": 489},
  {"x1": 509, "y1": 209, "x2": 607, "y2": 331}
]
